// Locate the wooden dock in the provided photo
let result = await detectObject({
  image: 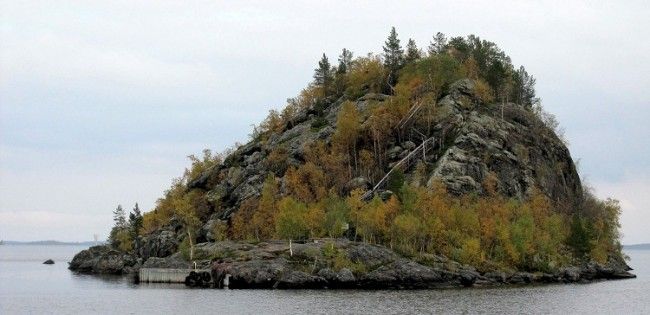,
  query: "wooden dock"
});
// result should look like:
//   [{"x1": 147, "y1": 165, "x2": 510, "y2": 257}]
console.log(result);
[{"x1": 138, "y1": 268, "x2": 211, "y2": 283}]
